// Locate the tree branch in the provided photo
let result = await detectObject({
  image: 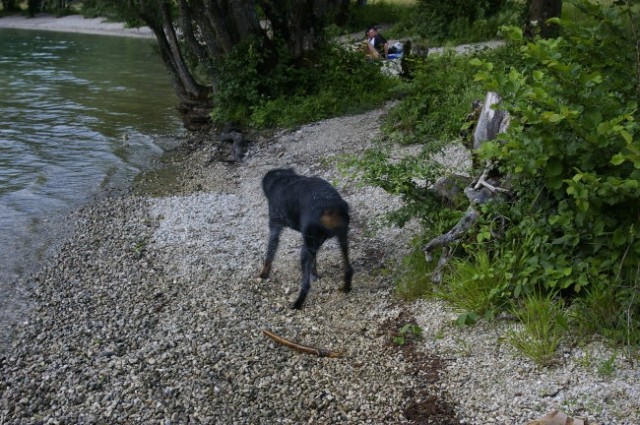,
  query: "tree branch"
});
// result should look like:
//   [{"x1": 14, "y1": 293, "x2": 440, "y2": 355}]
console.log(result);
[{"x1": 263, "y1": 329, "x2": 343, "y2": 358}]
